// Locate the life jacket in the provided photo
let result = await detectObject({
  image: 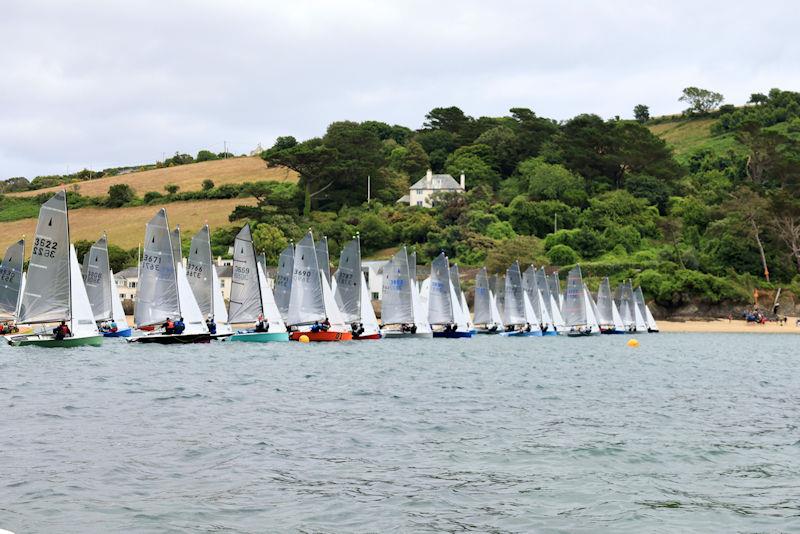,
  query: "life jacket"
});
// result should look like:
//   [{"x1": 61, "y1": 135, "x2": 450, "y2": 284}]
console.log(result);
[{"x1": 166, "y1": 320, "x2": 174, "y2": 329}]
